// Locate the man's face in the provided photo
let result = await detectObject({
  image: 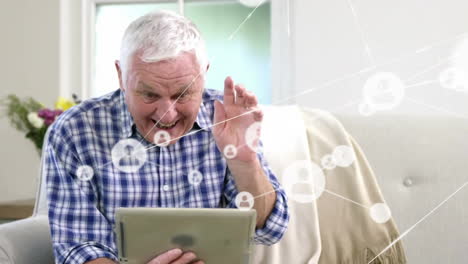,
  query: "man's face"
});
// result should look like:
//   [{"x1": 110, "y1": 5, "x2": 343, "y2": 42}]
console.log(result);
[{"x1": 117, "y1": 52, "x2": 205, "y2": 145}]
